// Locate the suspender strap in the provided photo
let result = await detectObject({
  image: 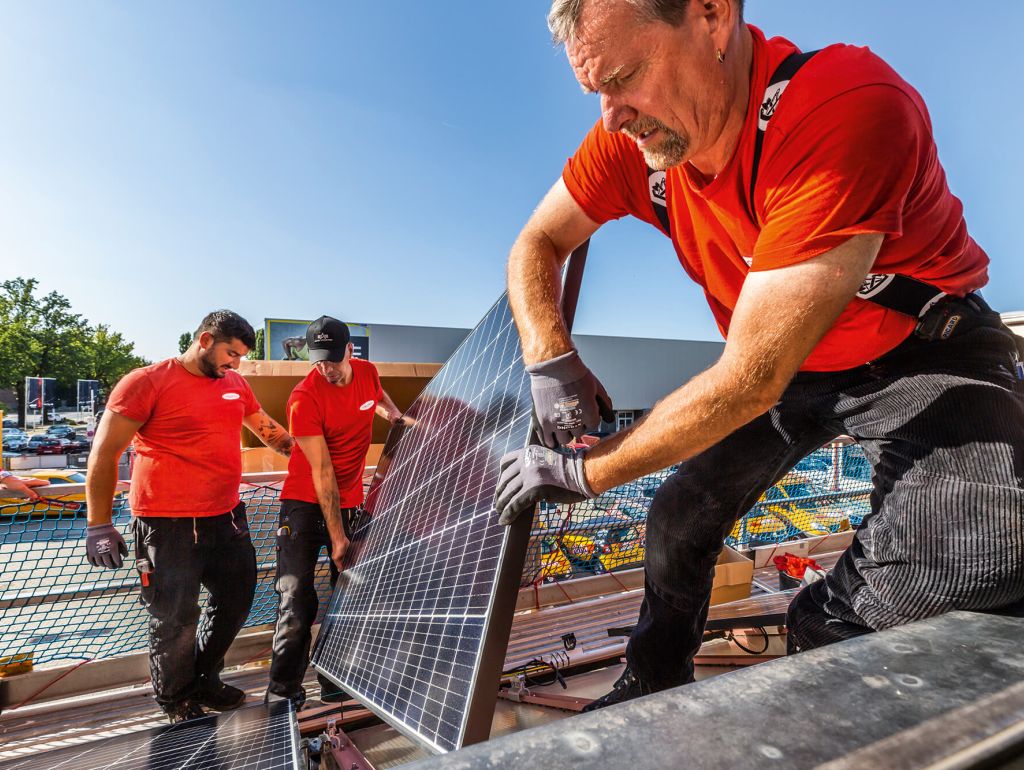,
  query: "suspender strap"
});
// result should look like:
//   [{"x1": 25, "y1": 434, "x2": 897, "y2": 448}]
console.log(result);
[
  {"x1": 749, "y1": 49, "x2": 818, "y2": 219},
  {"x1": 647, "y1": 168, "x2": 671, "y2": 237},
  {"x1": 855, "y1": 273, "x2": 946, "y2": 318},
  {"x1": 647, "y1": 47, "x2": 952, "y2": 321},
  {"x1": 647, "y1": 50, "x2": 821, "y2": 240}
]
